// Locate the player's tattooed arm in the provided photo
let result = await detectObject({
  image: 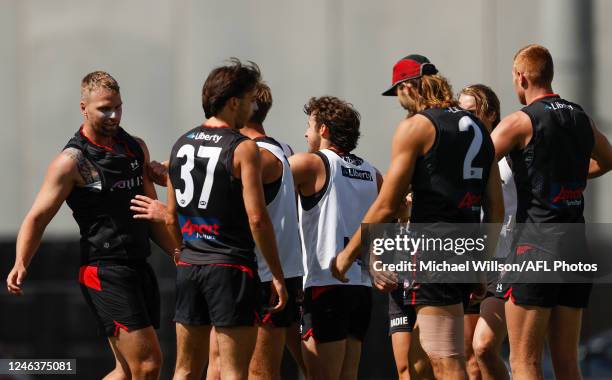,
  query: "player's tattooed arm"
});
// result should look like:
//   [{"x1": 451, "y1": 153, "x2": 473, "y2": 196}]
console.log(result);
[
  {"x1": 62, "y1": 147, "x2": 99, "y2": 186},
  {"x1": 8, "y1": 152, "x2": 78, "y2": 295}
]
